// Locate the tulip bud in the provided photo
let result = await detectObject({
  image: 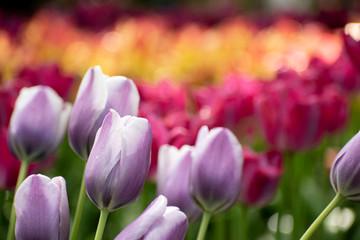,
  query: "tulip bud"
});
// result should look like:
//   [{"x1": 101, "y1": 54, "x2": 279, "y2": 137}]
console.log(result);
[
  {"x1": 68, "y1": 66, "x2": 139, "y2": 159},
  {"x1": 190, "y1": 126, "x2": 243, "y2": 214},
  {"x1": 84, "y1": 109, "x2": 152, "y2": 211},
  {"x1": 330, "y1": 131, "x2": 360, "y2": 202},
  {"x1": 157, "y1": 144, "x2": 202, "y2": 222},
  {"x1": 238, "y1": 147, "x2": 283, "y2": 207},
  {"x1": 15, "y1": 174, "x2": 70, "y2": 240},
  {"x1": 8, "y1": 86, "x2": 71, "y2": 162},
  {"x1": 114, "y1": 195, "x2": 188, "y2": 240}
]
